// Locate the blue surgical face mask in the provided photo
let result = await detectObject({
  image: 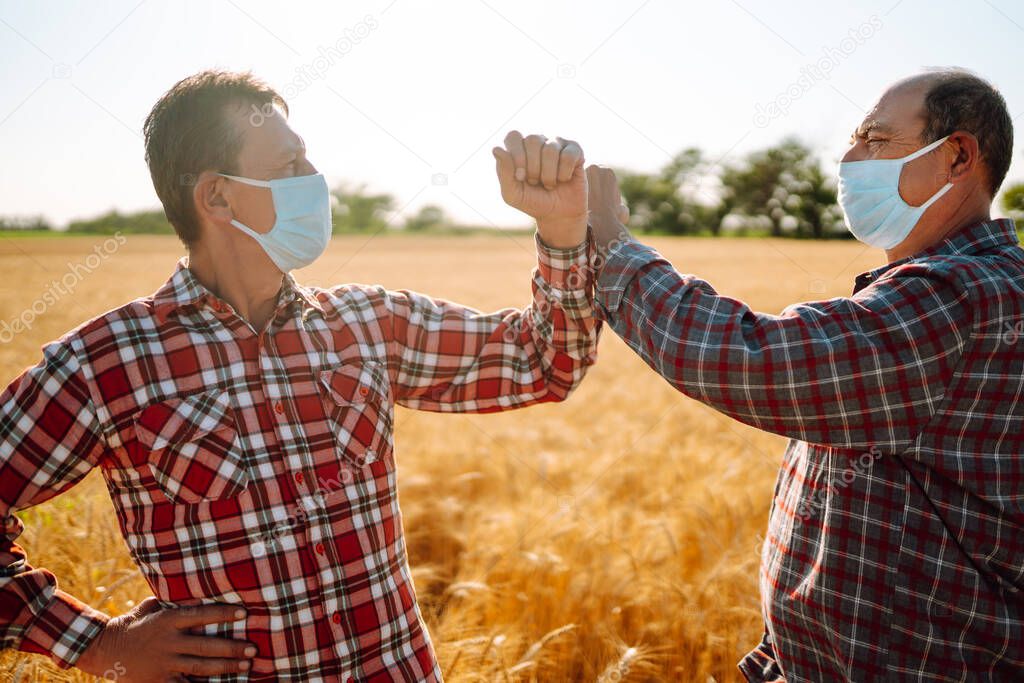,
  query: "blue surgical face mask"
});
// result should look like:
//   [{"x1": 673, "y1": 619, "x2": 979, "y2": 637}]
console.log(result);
[
  {"x1": 218, "y1": 172, "x2": 332, "y2": 272},
  {"x1": 837, "y1": 135, "x2": 952, "y2": 249}
]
